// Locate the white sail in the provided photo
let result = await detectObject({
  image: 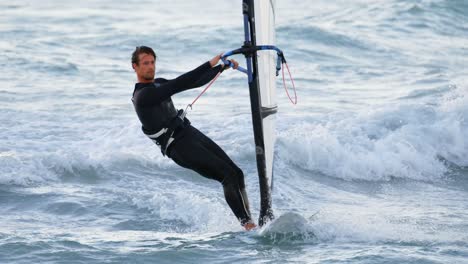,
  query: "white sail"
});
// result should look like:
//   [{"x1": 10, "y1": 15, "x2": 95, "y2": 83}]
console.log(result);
[{"x1": 254, "y1": 0, "x2": 277, "y2": 190}]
